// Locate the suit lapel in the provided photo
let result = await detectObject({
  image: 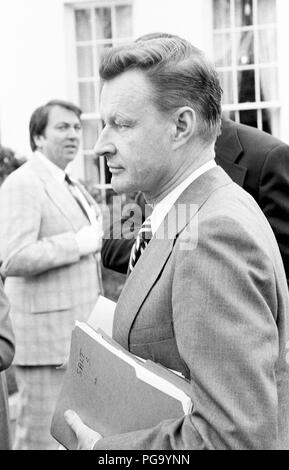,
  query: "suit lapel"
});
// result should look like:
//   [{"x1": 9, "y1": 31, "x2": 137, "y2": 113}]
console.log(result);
[
  {"x1": 215, "y1": 119, "x2": 247, "y2": 187},
  {"x1": 114, "y1": 166, "x2": 233, "y2": 349},
  {"x1": 29, "y1": 155, "x2": 88, "y2": 231},
  {"x1": 113, "y1": 237, "x2": 174, "y2": 349}
]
